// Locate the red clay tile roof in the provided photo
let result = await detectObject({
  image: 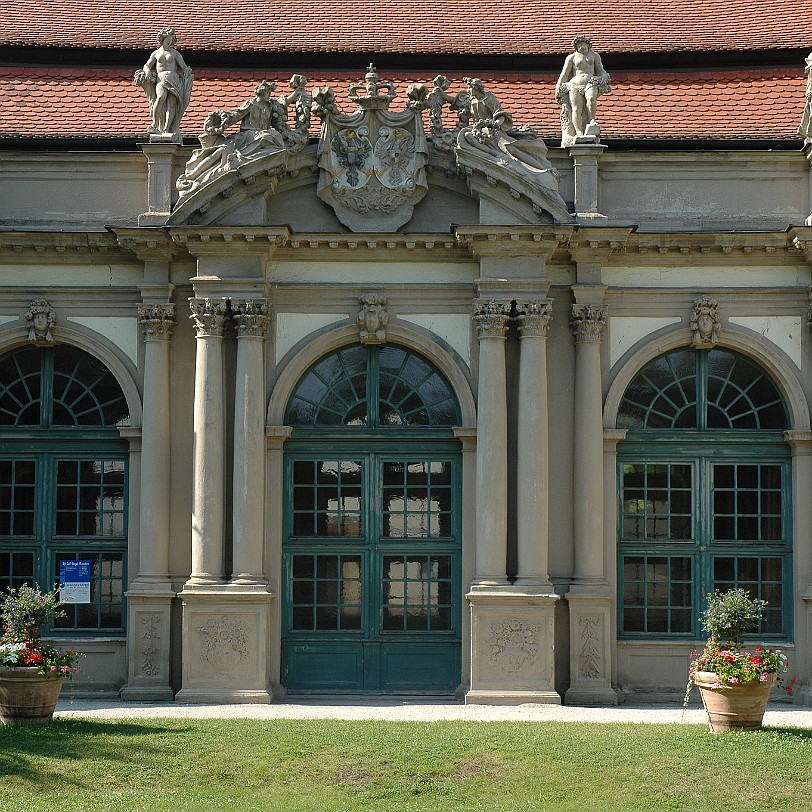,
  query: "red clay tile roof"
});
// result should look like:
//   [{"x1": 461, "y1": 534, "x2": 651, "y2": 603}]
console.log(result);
[
  {"x1": 2, "y1": 1, "x2": 812, "y2": 55},
  {"x1": 0, "y1": 67, "x2": 805, "y2": 140}
]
